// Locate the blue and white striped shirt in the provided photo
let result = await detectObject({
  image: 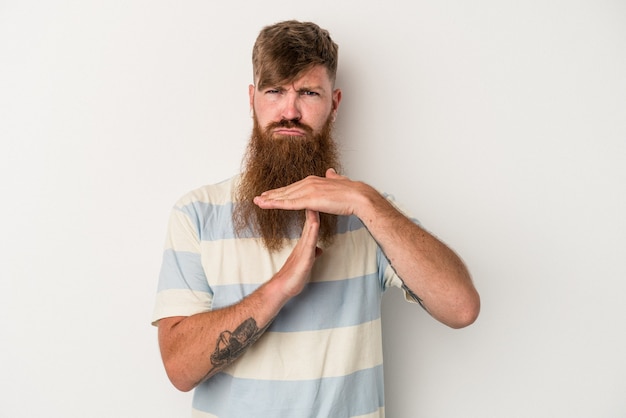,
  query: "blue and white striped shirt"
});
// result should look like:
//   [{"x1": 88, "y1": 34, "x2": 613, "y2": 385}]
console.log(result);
[{"x1": 153, "y1": 175, "x2": 413, "y2": 418}]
